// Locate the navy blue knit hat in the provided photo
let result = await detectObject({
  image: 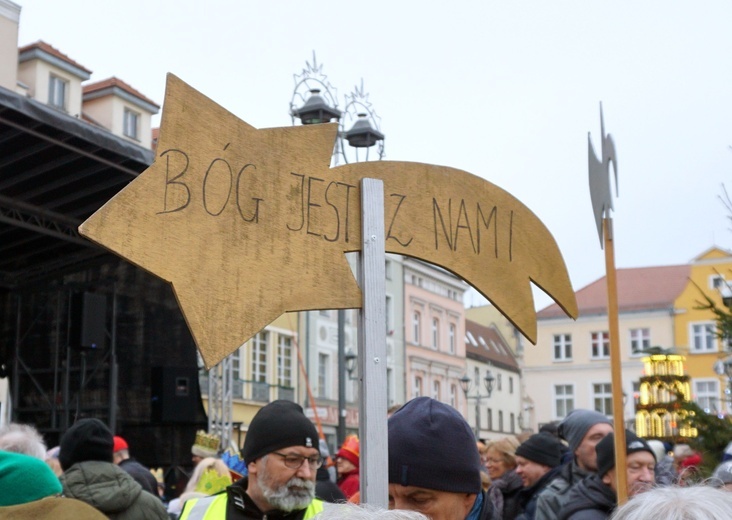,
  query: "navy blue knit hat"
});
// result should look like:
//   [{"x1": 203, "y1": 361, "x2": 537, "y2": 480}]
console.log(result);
[{"x1": 388, "y1": 397, "x2": 482, "y2": 494}]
